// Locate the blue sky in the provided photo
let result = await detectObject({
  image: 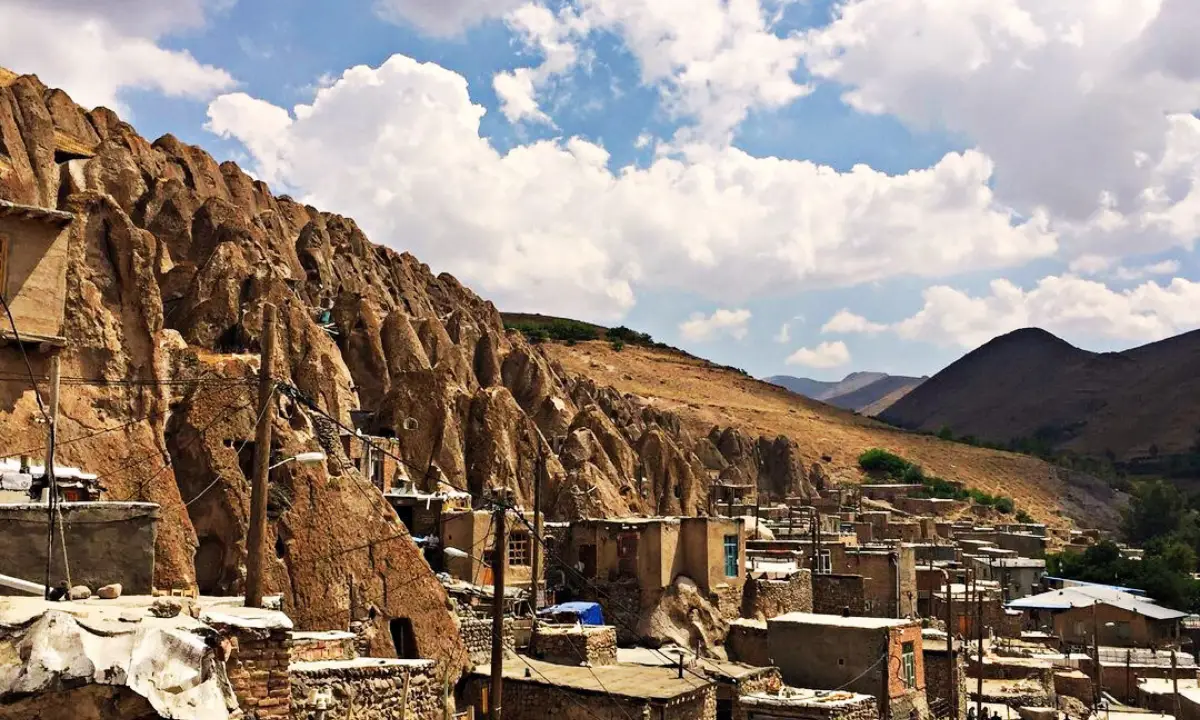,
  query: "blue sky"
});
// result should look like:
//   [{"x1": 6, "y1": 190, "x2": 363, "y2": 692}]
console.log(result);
[{"x1": 4, "y1": 0, "x2": 1200, "y2": 381}]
